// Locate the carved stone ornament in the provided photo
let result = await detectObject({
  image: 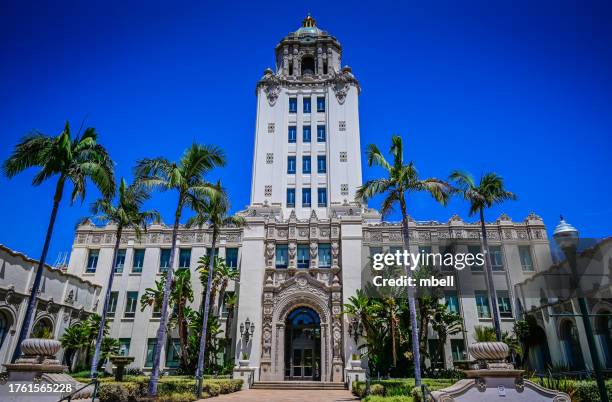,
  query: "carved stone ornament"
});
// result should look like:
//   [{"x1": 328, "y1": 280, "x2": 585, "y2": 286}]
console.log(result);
[
  {"x1": 259, "y1": 68, "x2": 282, "y2": 106},
  {"x1": 331, "y1": 66, "x2": 358, "y2": 104}
]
